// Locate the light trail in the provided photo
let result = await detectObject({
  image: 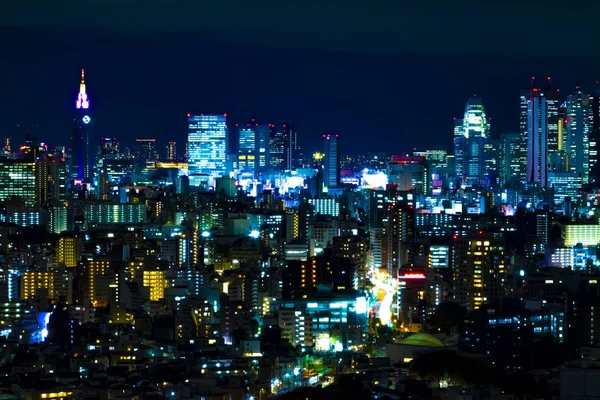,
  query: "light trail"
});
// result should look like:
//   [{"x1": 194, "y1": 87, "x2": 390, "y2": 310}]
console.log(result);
[{"x1": 368, "y1": 268, "x2": 397, "y2": 327}]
